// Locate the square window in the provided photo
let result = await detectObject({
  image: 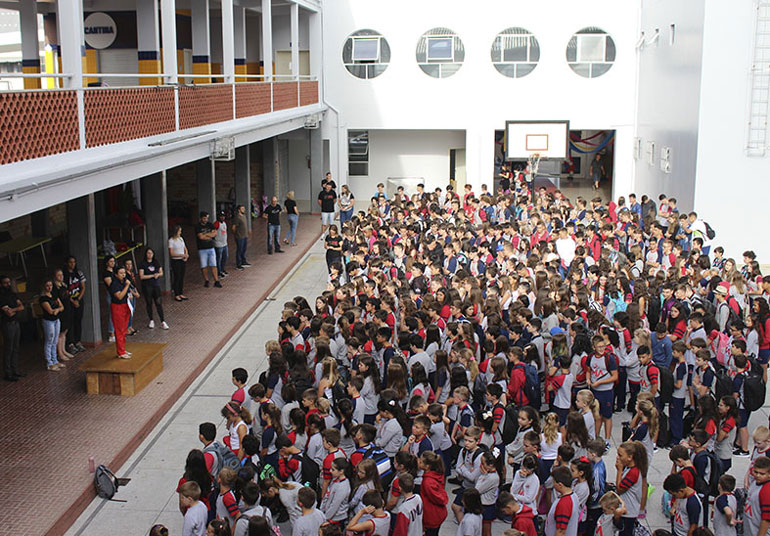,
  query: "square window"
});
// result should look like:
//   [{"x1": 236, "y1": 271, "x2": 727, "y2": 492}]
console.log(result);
[
  {"x1": 352, "y1": 38, "x2": 379, "y2": 62},
  {"x1": 577, "y1": 35, "x2": 605, "y2": 62},
  {"x1": 427, "y1": 37, "x2": 454, "y2": 61}
]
